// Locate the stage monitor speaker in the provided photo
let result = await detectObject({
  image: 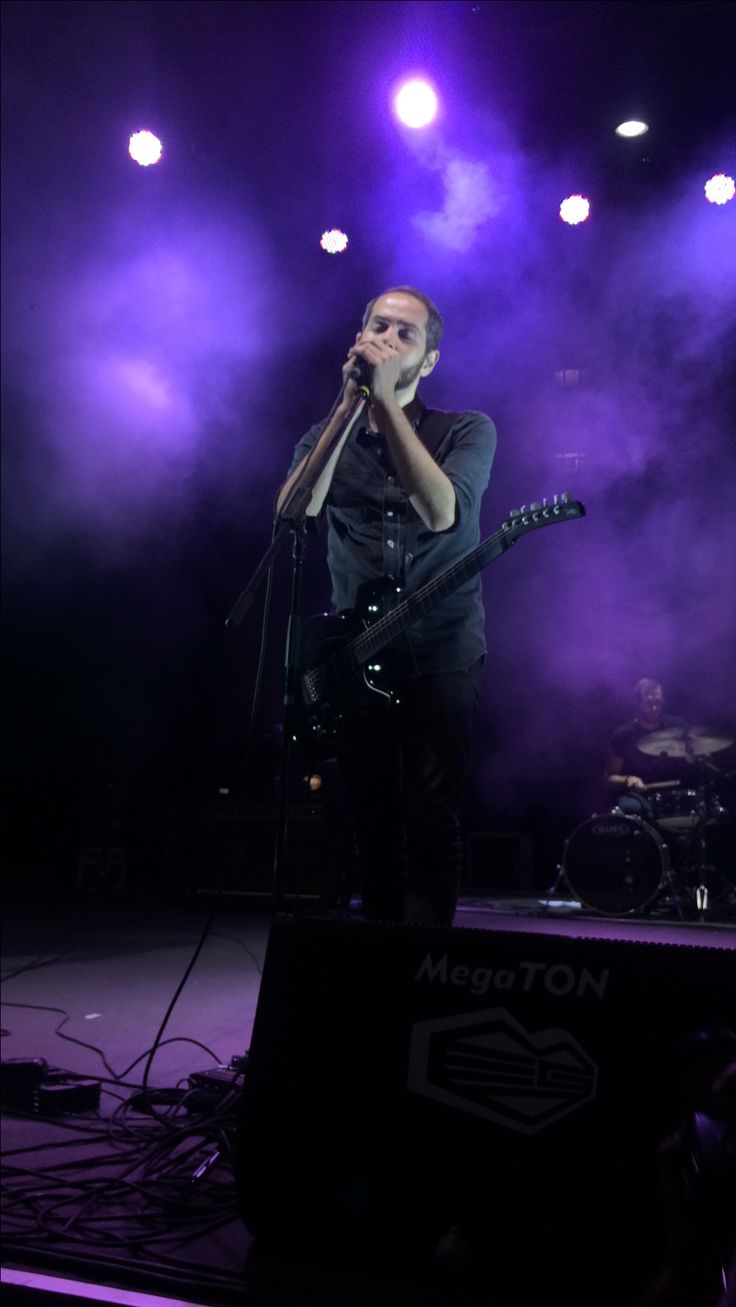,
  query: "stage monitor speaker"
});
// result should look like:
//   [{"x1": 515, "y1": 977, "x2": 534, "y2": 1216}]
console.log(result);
[{"x1": 234, "y1": 916, "x2": 735, "y2": 1305}]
